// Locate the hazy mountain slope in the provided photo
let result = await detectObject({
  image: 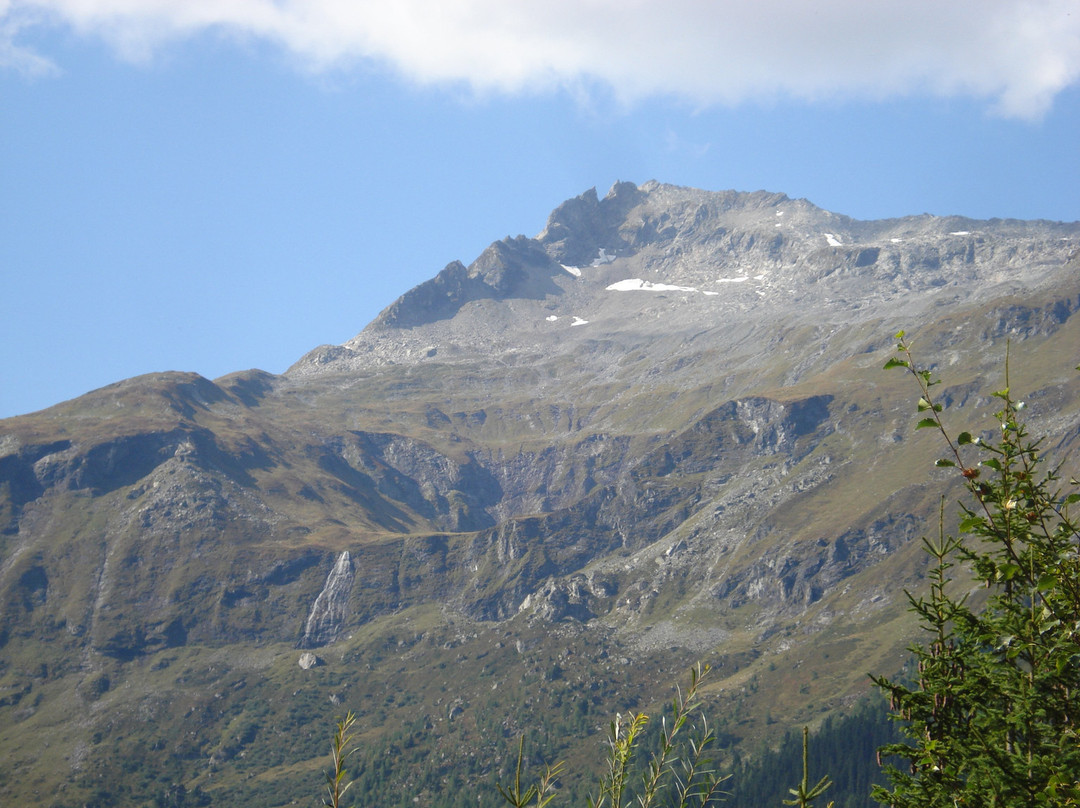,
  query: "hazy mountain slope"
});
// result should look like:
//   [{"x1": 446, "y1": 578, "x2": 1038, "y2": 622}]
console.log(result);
[{"x1": 1, "y1": 182, "x2": 1077, "y2": 808}]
